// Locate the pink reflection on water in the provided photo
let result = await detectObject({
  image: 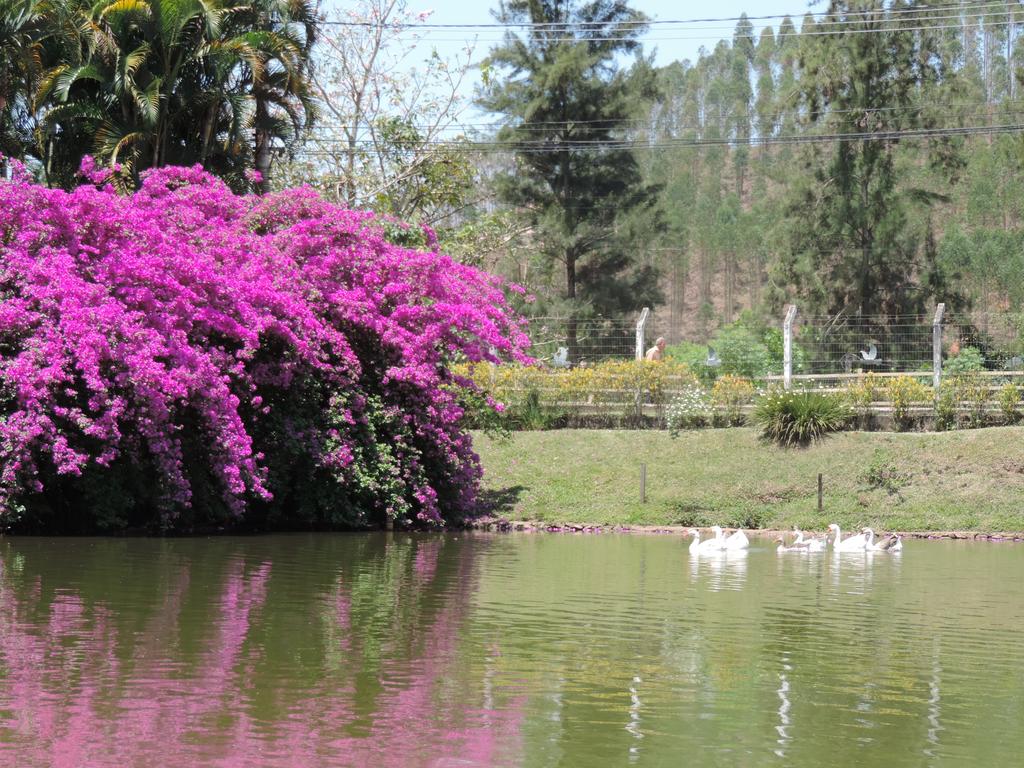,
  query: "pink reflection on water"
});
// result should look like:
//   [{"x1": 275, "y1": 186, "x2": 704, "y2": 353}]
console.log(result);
[
  {"x1": 413, "y1": 538, "x2": 442, "y2": 584},
  {"x1": 0, "y1": 543, "x2": 524, "y2": 767}
]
